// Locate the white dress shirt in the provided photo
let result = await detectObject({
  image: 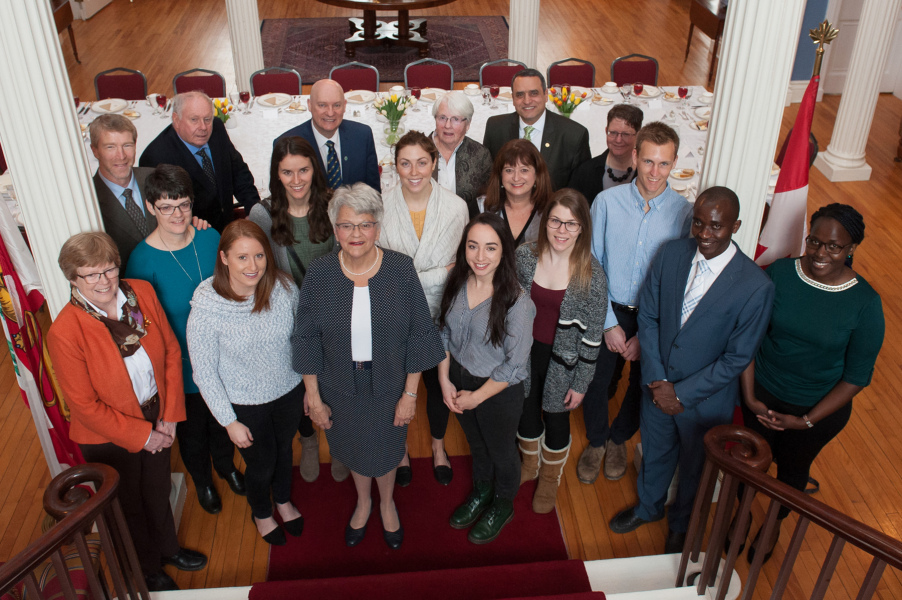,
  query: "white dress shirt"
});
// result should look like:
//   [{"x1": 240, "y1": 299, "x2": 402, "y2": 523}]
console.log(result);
[
  {"x1": 351, "y1": 286, "x2": 373, "y2": 361},
  {"x1": 681, "y1": 243, "x2": 737, "y2": 322},
  {"x1": 435, "y1": 135, "x2": 463, "y2": 194},
  {"x1": 519, "y1": 110, "x2": 547, "y2": 153},
  {"x1": 312, "y1": 125, "x2": 342, "y2": 180}
]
